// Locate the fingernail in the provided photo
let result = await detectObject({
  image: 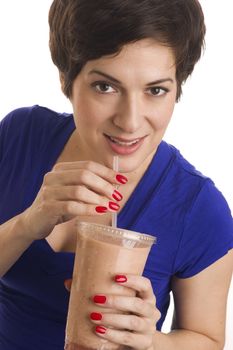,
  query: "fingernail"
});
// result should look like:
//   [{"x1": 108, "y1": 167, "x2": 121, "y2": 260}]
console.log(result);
[
  {"x1": 90, "y1": 312, "x2": 102, "y2": 321},
  {"x1": 95, "y1": 326, "x2": 107, "y2": 334},
  {"x1": 95, "y1": 206, "x2": 108, "y2": 213},
  {"x1": 115, "y1": 275, "x2": 127, "y2": 283},
  {"x1": 108, "y1": 201, "x2": 120, "y2": 211},
  {"x1": 112, "y1": 189, "x2": 123, "y2": 201},
  {"x1": 64, "y1": 279, "x2": 72, "y2": 291},
  {"x1": 93, "y1": 295, "x2": 106, "y2": 304},
  {"x1": 116, "y1": 174, "x2": 128, "y2": 184}
]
